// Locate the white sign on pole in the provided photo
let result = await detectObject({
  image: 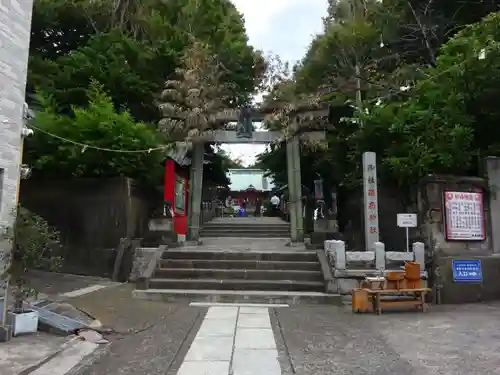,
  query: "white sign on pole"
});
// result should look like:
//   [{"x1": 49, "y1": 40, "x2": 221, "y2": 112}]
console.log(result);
[
  {"x1": 397, "y1": 213, "x2": 417, "y2": 228},
  {"x1": 362, "y1": 152, "x2": 379, "y2": 251},
  {"x1": 397, "y1": 213, "x2": 417, "y2": 252}
]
